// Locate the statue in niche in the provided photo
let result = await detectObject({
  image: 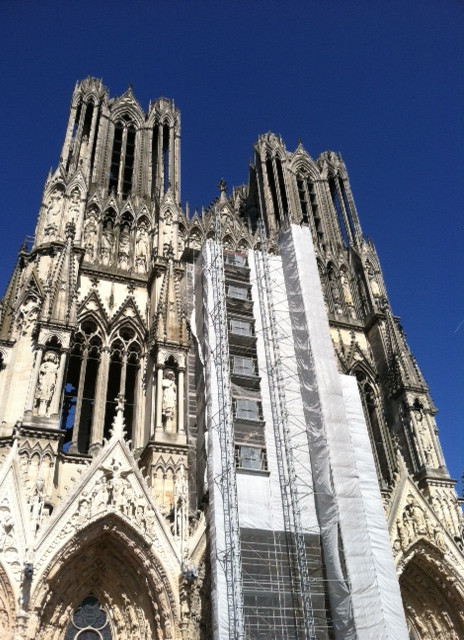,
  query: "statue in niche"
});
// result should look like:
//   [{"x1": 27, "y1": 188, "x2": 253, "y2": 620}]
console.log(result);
[
  {"x1": 366, "y1": 262, "x2": 381, "y2": 297},
  {"x1": 100, "y1": 220, "x2": 114, "y2": 265},
  {"x1": 83, "y1": 215, "x2": 97, "y2": 261},
  {"x1": 340, "y1": 270, "x2": 353, "y2": 303},
  {"x1": 118, "y1": 224, "x2": 131, "y2": 269},
  {"x1": 162, "y1": 211, "x2": 173, "y2": 254},
  {"x1": 68, "y1": 188, "x2": 81, "y2": 219},
  {"x1": 35, "y1": 351, "x2": 59, "y2": 416},
  {"x1": 135, "y1": 223, "x2": 149, "y2": 273},
  {"x1": 162, "y1": 369, "x2": 177, "y2": 432},
  {"x1": 328, "y1": 269, "x2": 342, "y2": 314},
  {"x1": 46, "y1": 189, "x2": 63, "y2": 224}
]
